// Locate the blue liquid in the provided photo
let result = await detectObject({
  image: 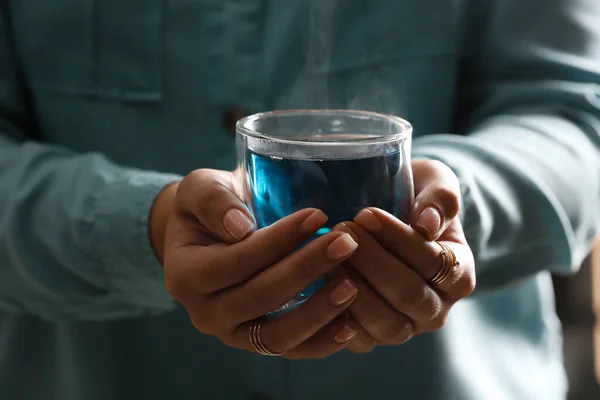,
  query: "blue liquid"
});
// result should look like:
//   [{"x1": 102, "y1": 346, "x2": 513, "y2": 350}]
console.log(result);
[{"x1": 246, "y1": 149, "x2": 412, "y2": 306}]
